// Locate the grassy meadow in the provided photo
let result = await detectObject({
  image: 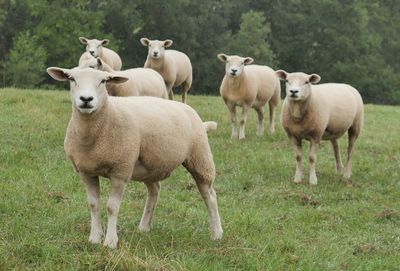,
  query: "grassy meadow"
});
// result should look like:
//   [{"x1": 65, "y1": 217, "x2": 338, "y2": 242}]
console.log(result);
[{"x1": 0, "y1": 88, "x2": 399, "y2": 270}]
